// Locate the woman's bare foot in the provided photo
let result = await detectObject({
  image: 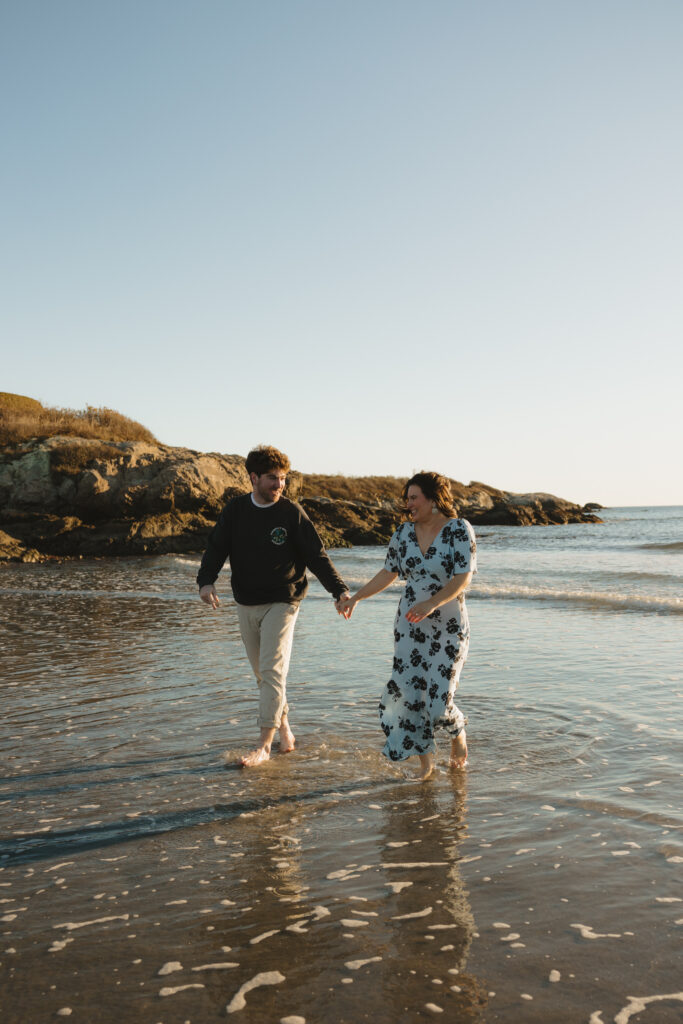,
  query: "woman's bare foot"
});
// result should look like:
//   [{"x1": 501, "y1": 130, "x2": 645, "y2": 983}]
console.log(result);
[
  {"x1": 418, "y1": 752, "x2": 436, "y2": 781},
  {"x1": 278, "y1": 716, "x2": 296, "y2": 753},
  {"x1": 449, "y1": 729, "x2": 468, "y2": 769}
]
